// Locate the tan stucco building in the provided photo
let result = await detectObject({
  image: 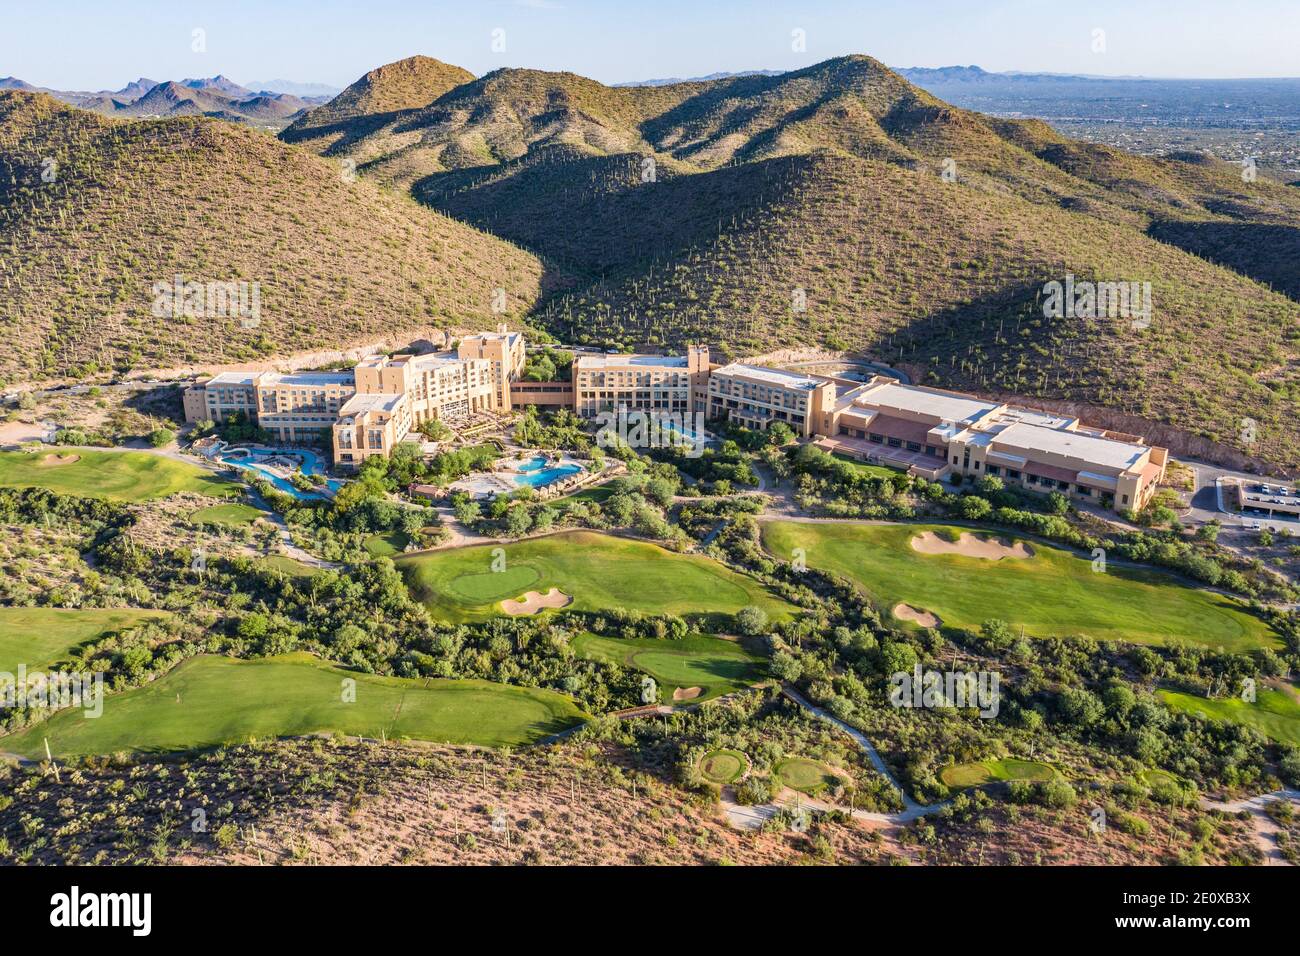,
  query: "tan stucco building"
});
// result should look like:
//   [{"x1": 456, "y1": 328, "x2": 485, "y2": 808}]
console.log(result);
[{"x1": 183, "y1": 331, "x2": 1165, "y2": 511}]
